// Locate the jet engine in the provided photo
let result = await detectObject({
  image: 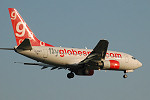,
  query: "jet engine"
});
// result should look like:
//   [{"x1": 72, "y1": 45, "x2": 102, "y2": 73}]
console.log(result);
[{"x1": 98, "y1": 60, "x2": 120, "y2": 70}]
